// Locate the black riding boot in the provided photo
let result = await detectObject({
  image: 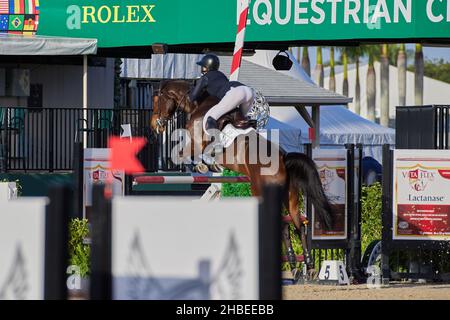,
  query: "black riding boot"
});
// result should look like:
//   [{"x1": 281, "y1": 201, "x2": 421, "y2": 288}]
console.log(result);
[{"x1": 205, "y1": 116, "x2": 218, "y2": 132}]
